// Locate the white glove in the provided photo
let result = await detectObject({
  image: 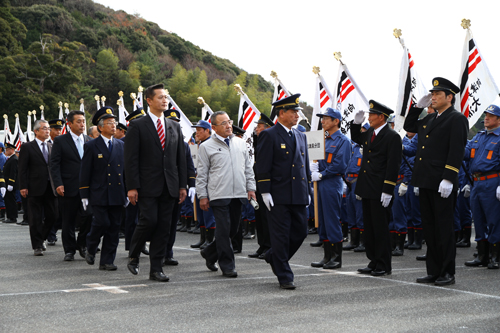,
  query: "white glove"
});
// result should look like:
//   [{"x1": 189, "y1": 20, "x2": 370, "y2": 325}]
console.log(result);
[
  {"x1": 416, "y1": 93, "x2": 432, "y2": 108},
  {"x1": 311, "y1": 172, "x2": 322, "y2": 182},
  {"x1": 359, "y1": 147, "x2": 363, "y2": 155},
  {"x1": 124, "y1": 197, "x2": 130, "y2": 208},
  {"x1": 381, "y1": 192, "x2": 392, "y2": 208},
  {"x1": 0, "y1": 187, "x2": 5, "y2": 197},
  {"x1": 82, "y1": 198, "x2": 88, "y2": 211},
  {"x1": 461, "y1": 184, "x2": 471, "y2": 198},
  {"x1": 398, "y1": 183, "x2": 408, "y2": 197},
  {"x1": 261, "y1": 193, "x2": 274, "y2": 211},
  {"x1": 7, "y1": 185, "x2": 13, "y2": 192},
  {"x1": 307, "y1": 195, "x2": 311, "y2": 207},
  {"x1": 496, "y1": 186, "x2": 500, "y2": 201},
  {"x1": 310, "y1": 162, "x2": 319, "y2": 173},
  {"x1": 356, "y1": 195, "x2": 362, "y2": 201},
  {"x1": 188, "y1": 187, "x2": 196, "y2": 202},
  {"x1": 438, "y1": 179, "x2": 453, "y2": 198},
  {"x1": 342, "y1": 182, "x2": 347, "y2": 195},
  {"x1": 414, "y1": 187, "x2": 419, "y2": 196},
  {"x1": 353, "y1": 110, "x2": 365, "y2": 124}
]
